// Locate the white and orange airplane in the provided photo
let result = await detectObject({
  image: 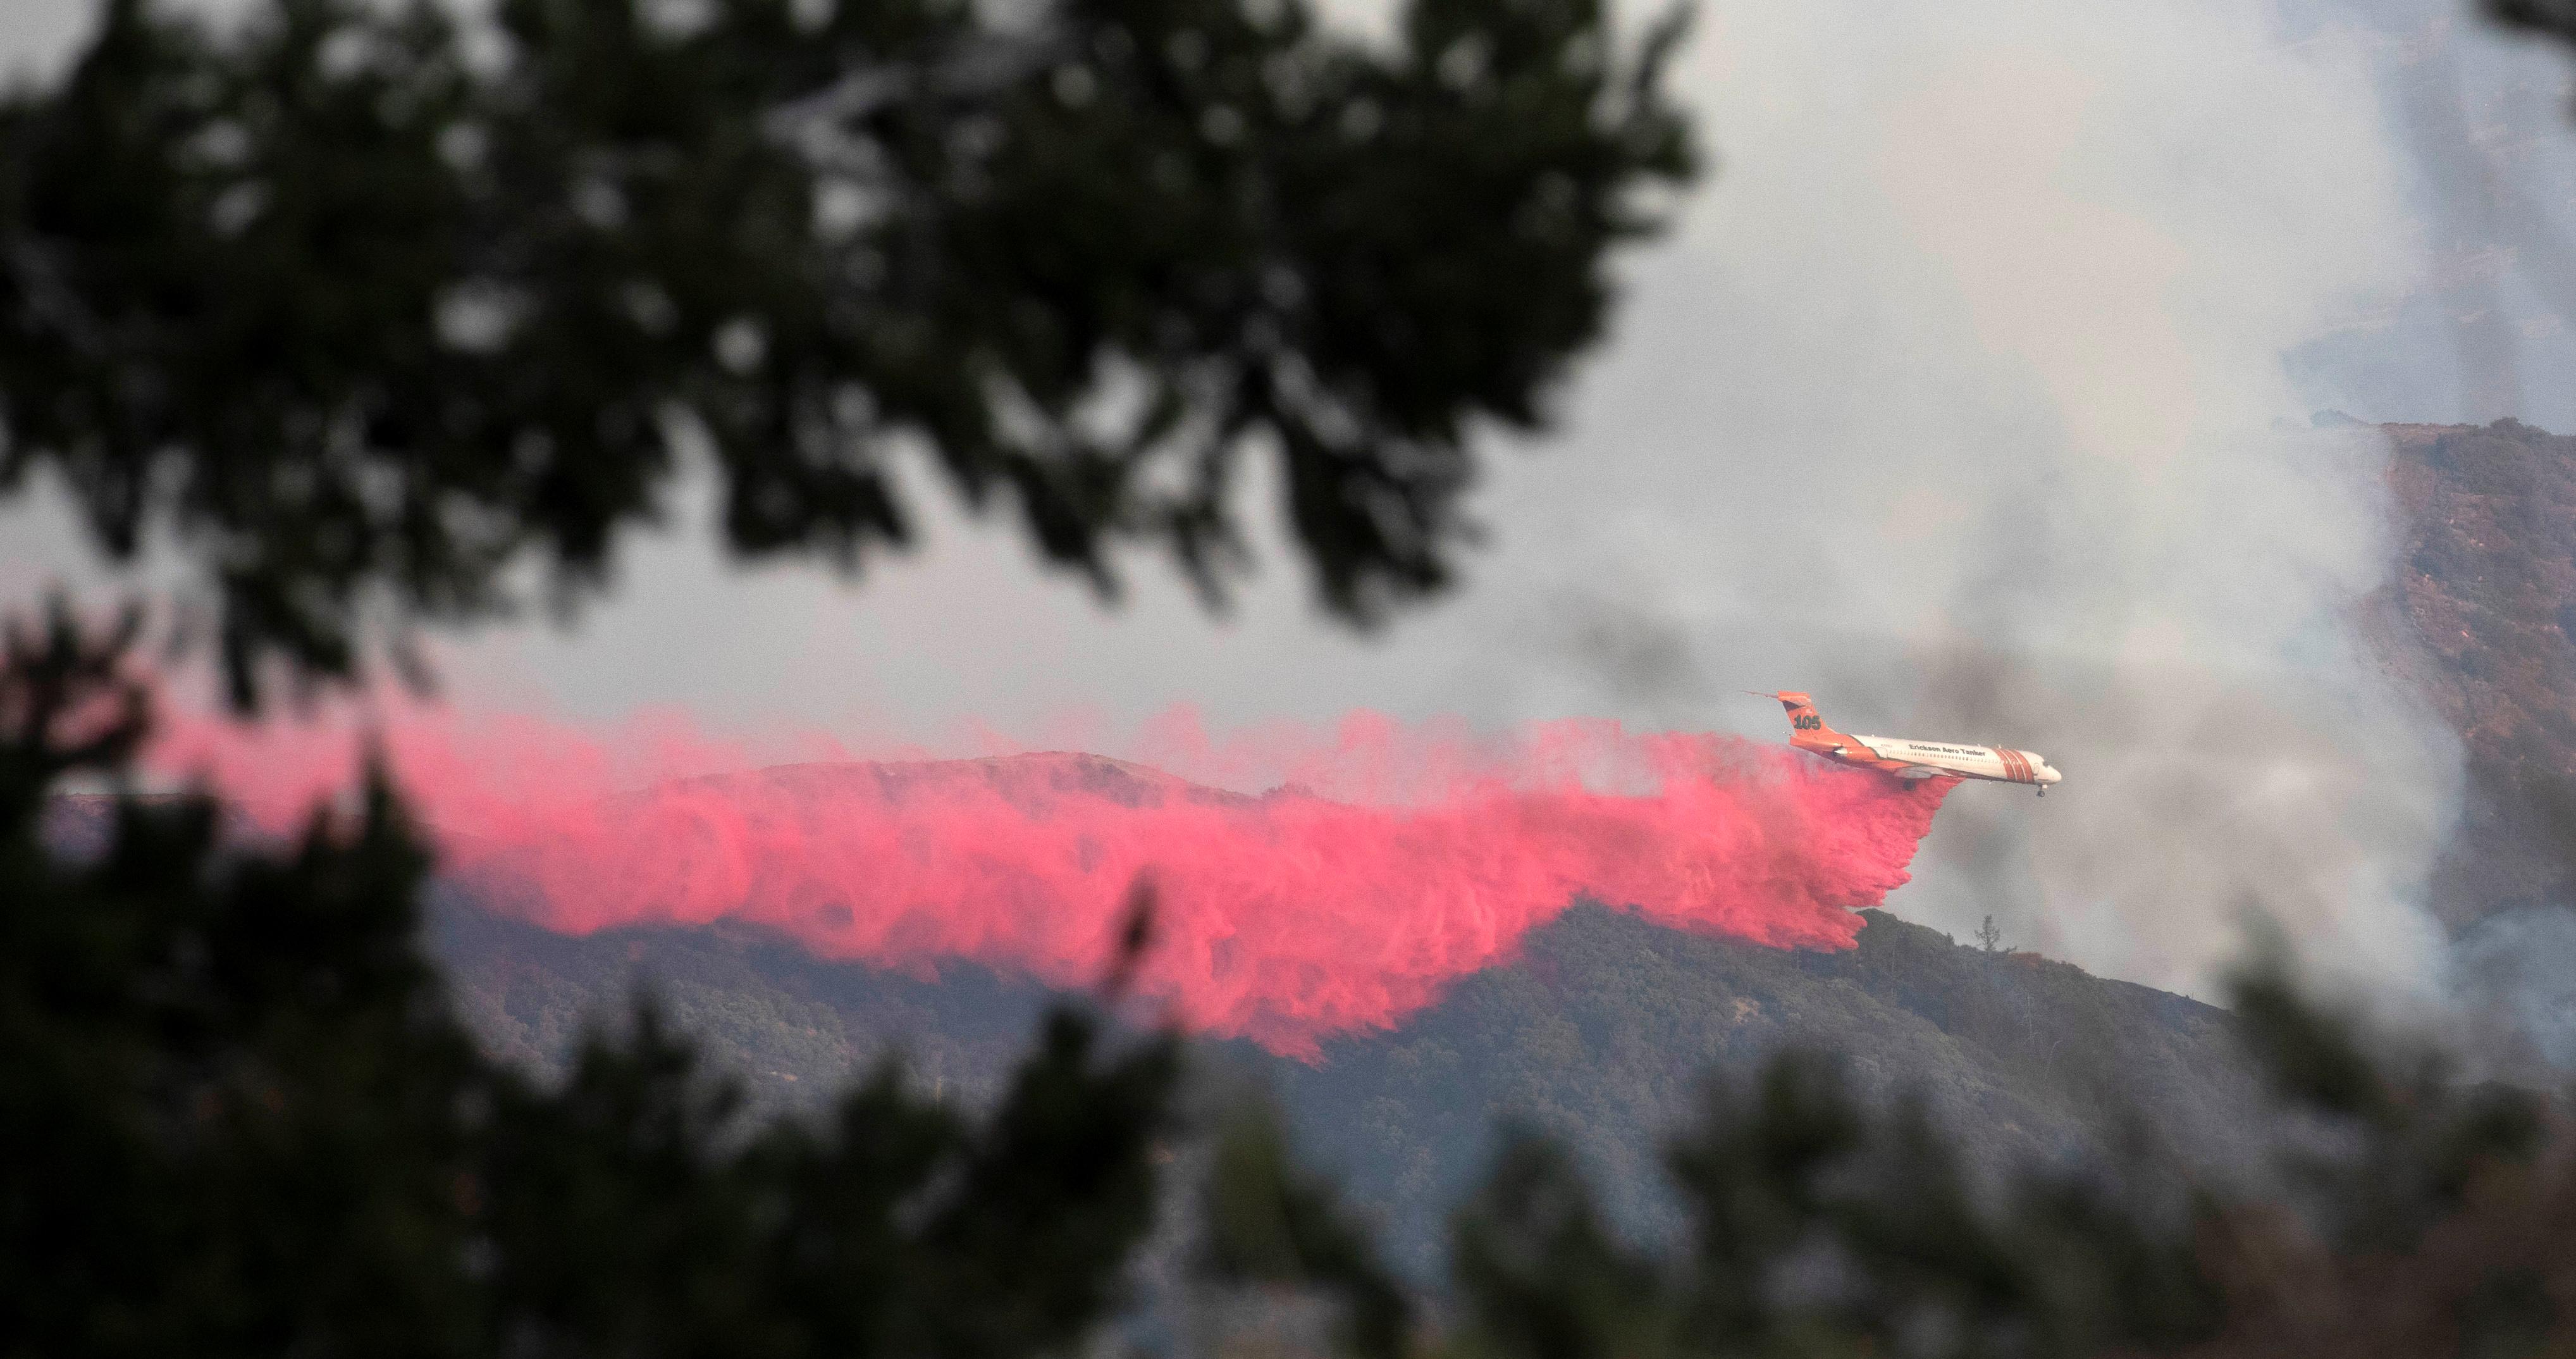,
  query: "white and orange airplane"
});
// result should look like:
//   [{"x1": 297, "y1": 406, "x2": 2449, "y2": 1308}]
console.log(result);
[{"x1": 1753, "y1": 692, "x2": 2063, "y2": 796}]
